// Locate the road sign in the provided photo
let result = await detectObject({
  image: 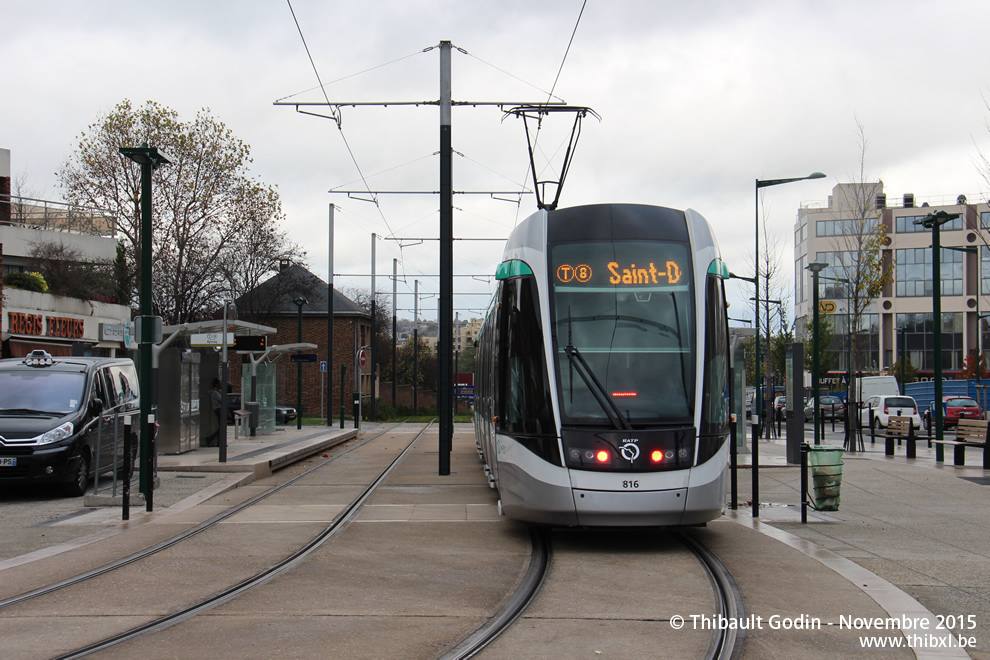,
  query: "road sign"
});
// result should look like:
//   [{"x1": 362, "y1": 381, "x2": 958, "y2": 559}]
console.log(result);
[
  {"x1": 819, "y1": 301, "x2": 836, "y2": 314},
  {"x1": 320, "y1": 361, "x2": 327, "y2": 372},
  {"x1": 290, "y1": 353, "x2": 319, "y2": 363},
  {"x1": 359, "y1": 349, "x2": 367, "y2": 367}
]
